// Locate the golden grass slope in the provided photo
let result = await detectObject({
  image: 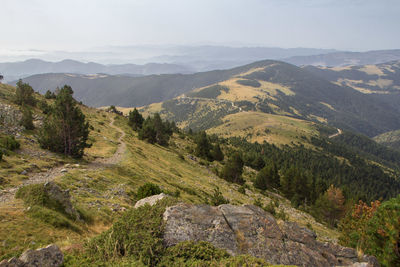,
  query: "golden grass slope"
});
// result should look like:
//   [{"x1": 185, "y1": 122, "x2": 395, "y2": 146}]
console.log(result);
[
  {"x1": 329, "y1": 62, "x2": 400, "y2": 94},
  {"x1": 207, "y1": 111, "x2": 318, "y2": 146},
  {"x1": 217, "y1": 78, "x2": 294, "y2": 103},
  {"x1": 0, "y1": 84, "x2": 338, "y2": 259}
]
